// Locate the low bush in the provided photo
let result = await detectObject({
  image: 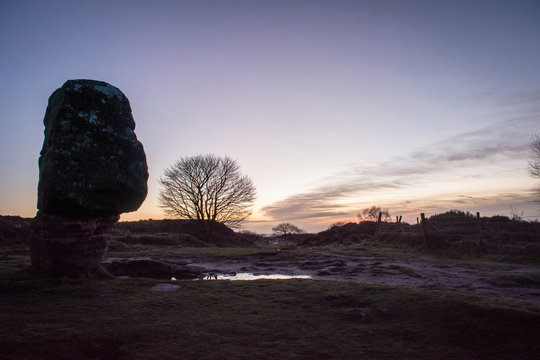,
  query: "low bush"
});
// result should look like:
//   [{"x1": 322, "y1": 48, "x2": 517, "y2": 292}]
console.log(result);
[
  {"x1": 0, "y1": 216, "x2": 31, "y2": 246},
  {"x1": 115, "y1": 219, "x2": 257, "y2": 247}
]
